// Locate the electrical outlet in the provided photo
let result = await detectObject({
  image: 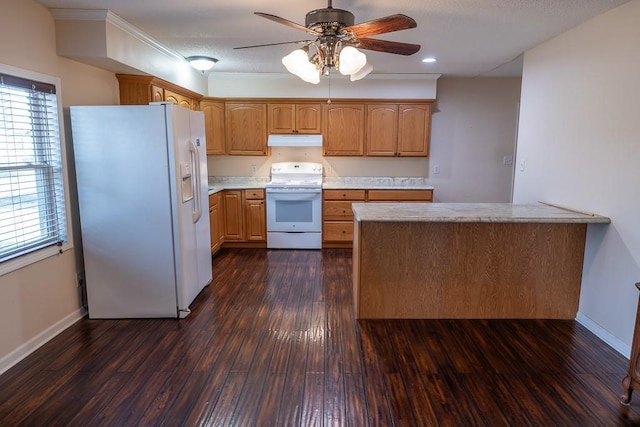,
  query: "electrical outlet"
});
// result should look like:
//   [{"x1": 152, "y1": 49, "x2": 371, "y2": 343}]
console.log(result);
[
  {"x1": 519, "y1": 159, "x2": 526, "y2": 172},
  {"x1": 434, "y1": 164, "x2": 440, "y2": 174},
  {"x1": 251, "y1": 165, "x2": 257, "y2": 174},
  {"x1": 326, "y1": 165, "x2": 332, "y2": 175}
]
